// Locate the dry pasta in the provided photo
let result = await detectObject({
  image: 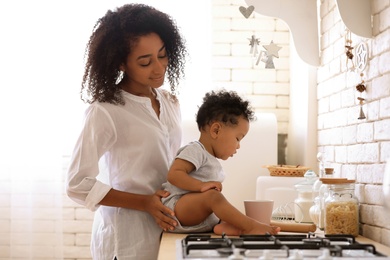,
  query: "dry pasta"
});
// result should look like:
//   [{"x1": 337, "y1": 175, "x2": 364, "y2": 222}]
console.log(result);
[{"x1": 325, "y1": 201, "x2": 359, "y2": 237}]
